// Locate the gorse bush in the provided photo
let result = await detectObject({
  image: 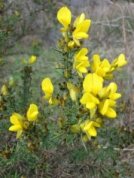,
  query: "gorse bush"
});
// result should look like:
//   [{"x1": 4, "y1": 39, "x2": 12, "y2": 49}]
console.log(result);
[
  {"x1": 0, "y1": 6, "x2": 129, "y2": 177},
  {"x1": 1, "y1": 5, "x2": 127, "y2": 144}
]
